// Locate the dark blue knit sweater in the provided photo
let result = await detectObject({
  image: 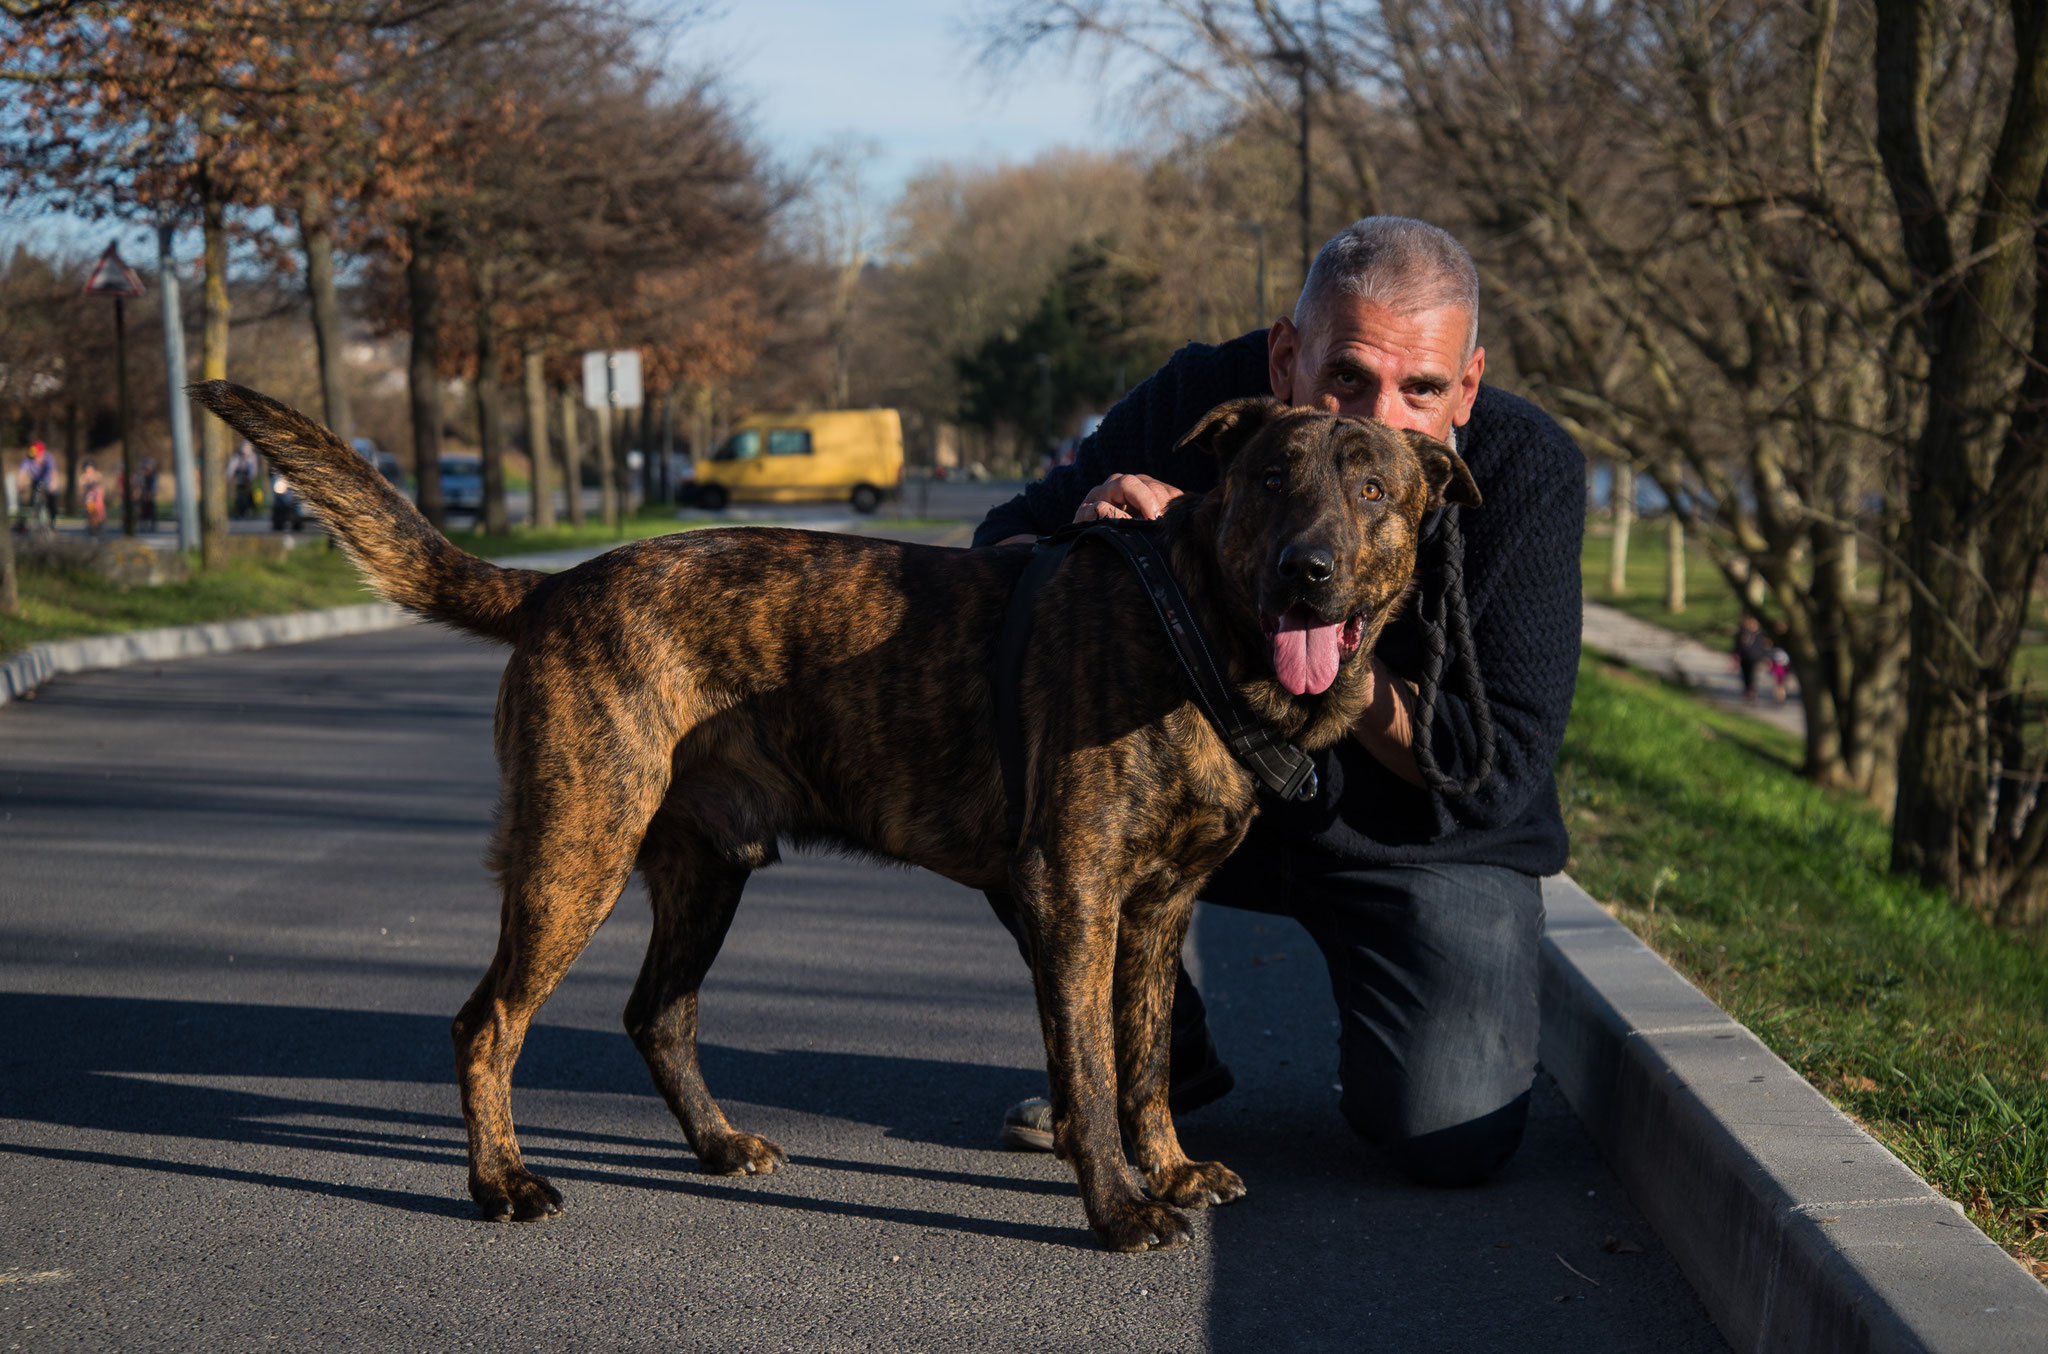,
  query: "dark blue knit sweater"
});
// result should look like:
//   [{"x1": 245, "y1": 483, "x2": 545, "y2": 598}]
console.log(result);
[{"x1": 973, "y1": 330, "x2": 1585, "y2": 876}]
